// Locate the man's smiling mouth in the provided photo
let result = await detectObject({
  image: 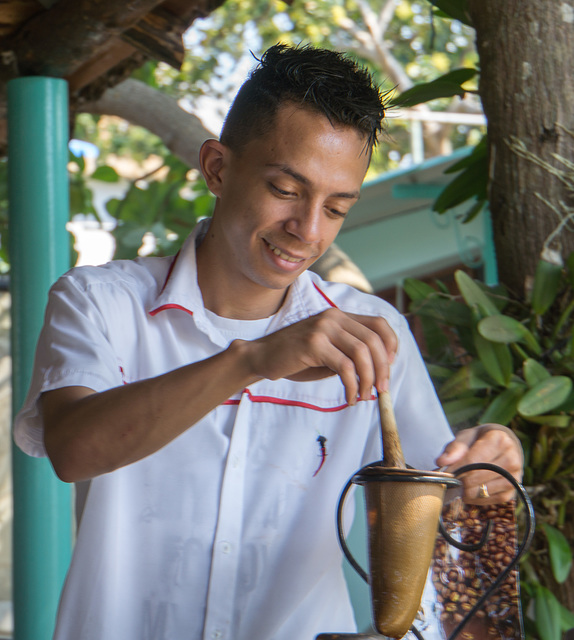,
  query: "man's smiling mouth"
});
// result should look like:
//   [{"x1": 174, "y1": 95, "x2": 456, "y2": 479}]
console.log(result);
[{"x1": 265, "y1": 240, "x2": 306, "y2": 263}]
